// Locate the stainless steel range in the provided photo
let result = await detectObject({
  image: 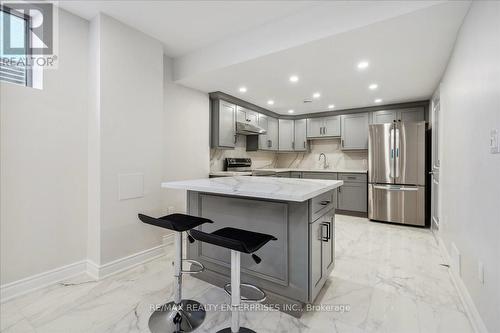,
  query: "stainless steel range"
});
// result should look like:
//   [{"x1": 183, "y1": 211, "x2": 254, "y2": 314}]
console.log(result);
[{"x1": 225, "y1": 158, "x2": 276, "y2": 176}]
